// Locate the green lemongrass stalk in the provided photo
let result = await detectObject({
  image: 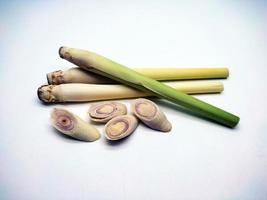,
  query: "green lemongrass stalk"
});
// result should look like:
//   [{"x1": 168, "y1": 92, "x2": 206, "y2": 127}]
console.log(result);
[{"x1": 59, "y1": 47, "x2": 240, "y2": 128}]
